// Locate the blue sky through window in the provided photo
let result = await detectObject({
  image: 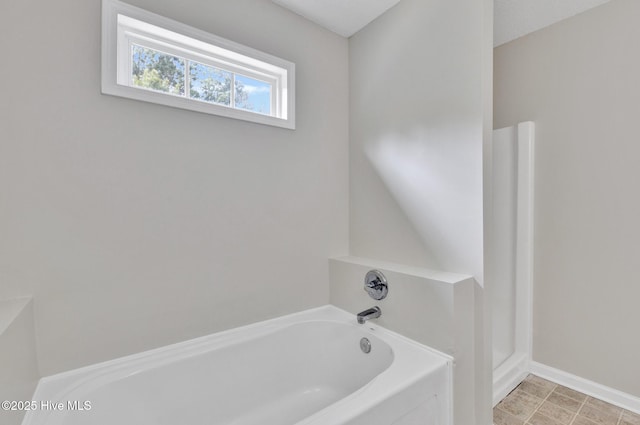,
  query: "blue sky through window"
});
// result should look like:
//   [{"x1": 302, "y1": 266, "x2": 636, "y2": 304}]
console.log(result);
[{"x1": 235, "y1": 74, "x2": 271, "y2": 115}]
